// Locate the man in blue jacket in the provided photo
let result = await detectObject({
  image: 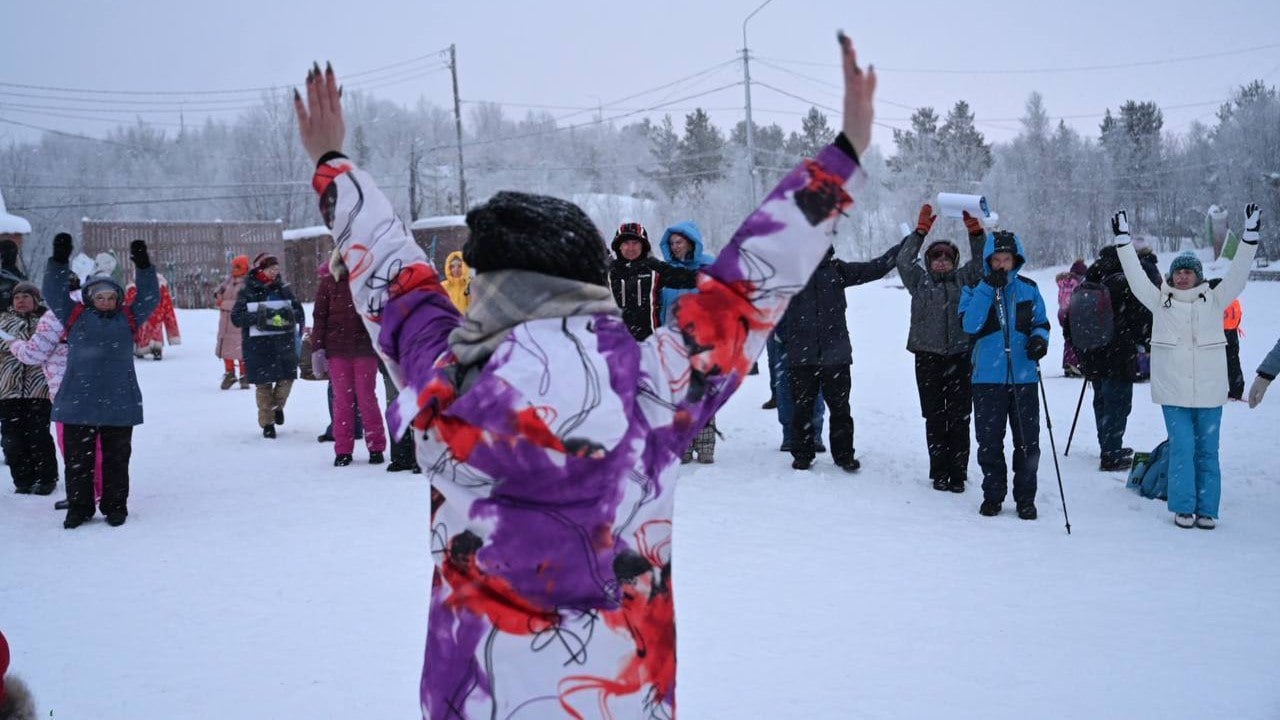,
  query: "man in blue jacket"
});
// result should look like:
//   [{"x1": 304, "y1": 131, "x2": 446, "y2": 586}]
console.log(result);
[{"x1": 960, "y1": 230, "x2": 1051, "y2": 519}]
